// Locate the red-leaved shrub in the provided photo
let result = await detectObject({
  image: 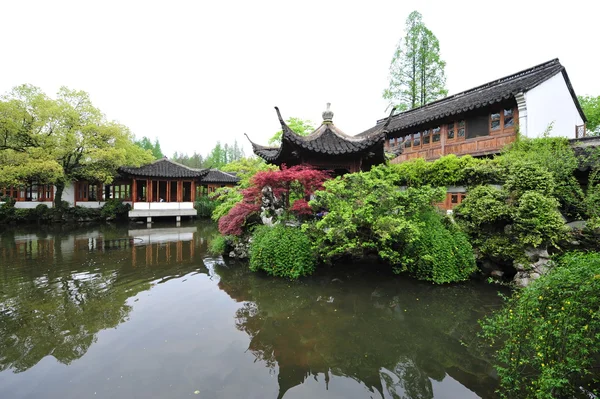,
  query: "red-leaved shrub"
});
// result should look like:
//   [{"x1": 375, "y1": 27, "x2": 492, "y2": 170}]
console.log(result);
[{"x1": 217, "y1": 165, "x2": 330, "y2": 236}]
